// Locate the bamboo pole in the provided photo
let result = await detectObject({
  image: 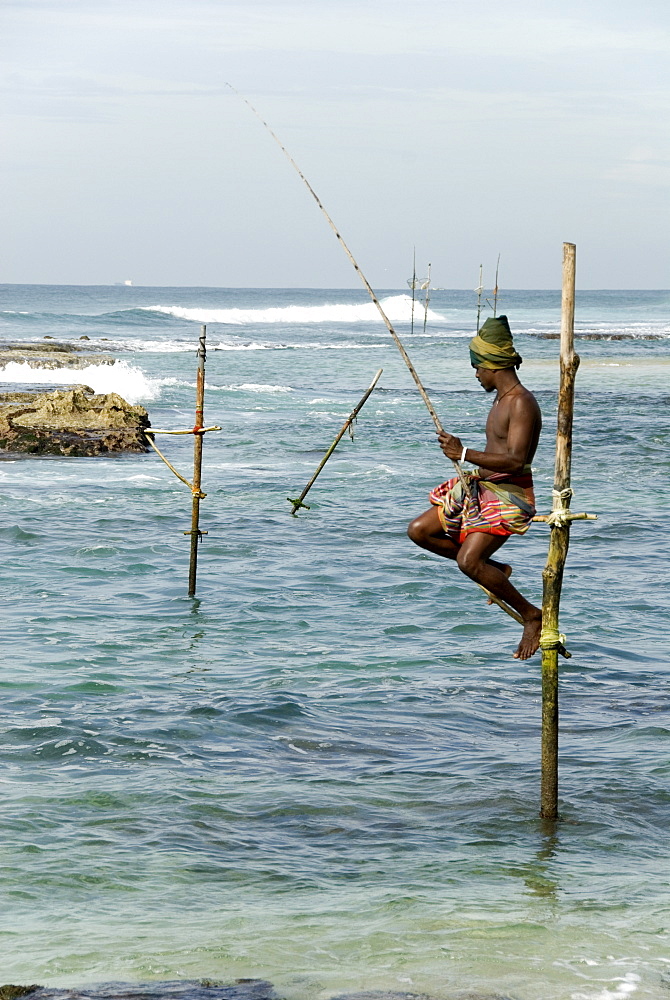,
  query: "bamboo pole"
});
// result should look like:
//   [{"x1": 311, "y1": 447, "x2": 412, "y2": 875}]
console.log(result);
[
  {"x1": 187, "y1": 325, "x2": 207, "y2": 597},
  {"x1": 288, "y1": 368, "x2": 383, "y2": 515},
  {"x1": 539, "y1": 243, "x2": 580, "y2": 820}
]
